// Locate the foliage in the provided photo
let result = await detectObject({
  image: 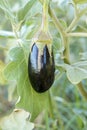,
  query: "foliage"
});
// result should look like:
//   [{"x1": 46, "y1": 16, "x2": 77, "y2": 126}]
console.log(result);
[
  {"x1": 0, "y1": 109, "x2": 34, "y2": 130},
  {"x1": 0, "y1": 0, "x2": 87, "y2": 130}
]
